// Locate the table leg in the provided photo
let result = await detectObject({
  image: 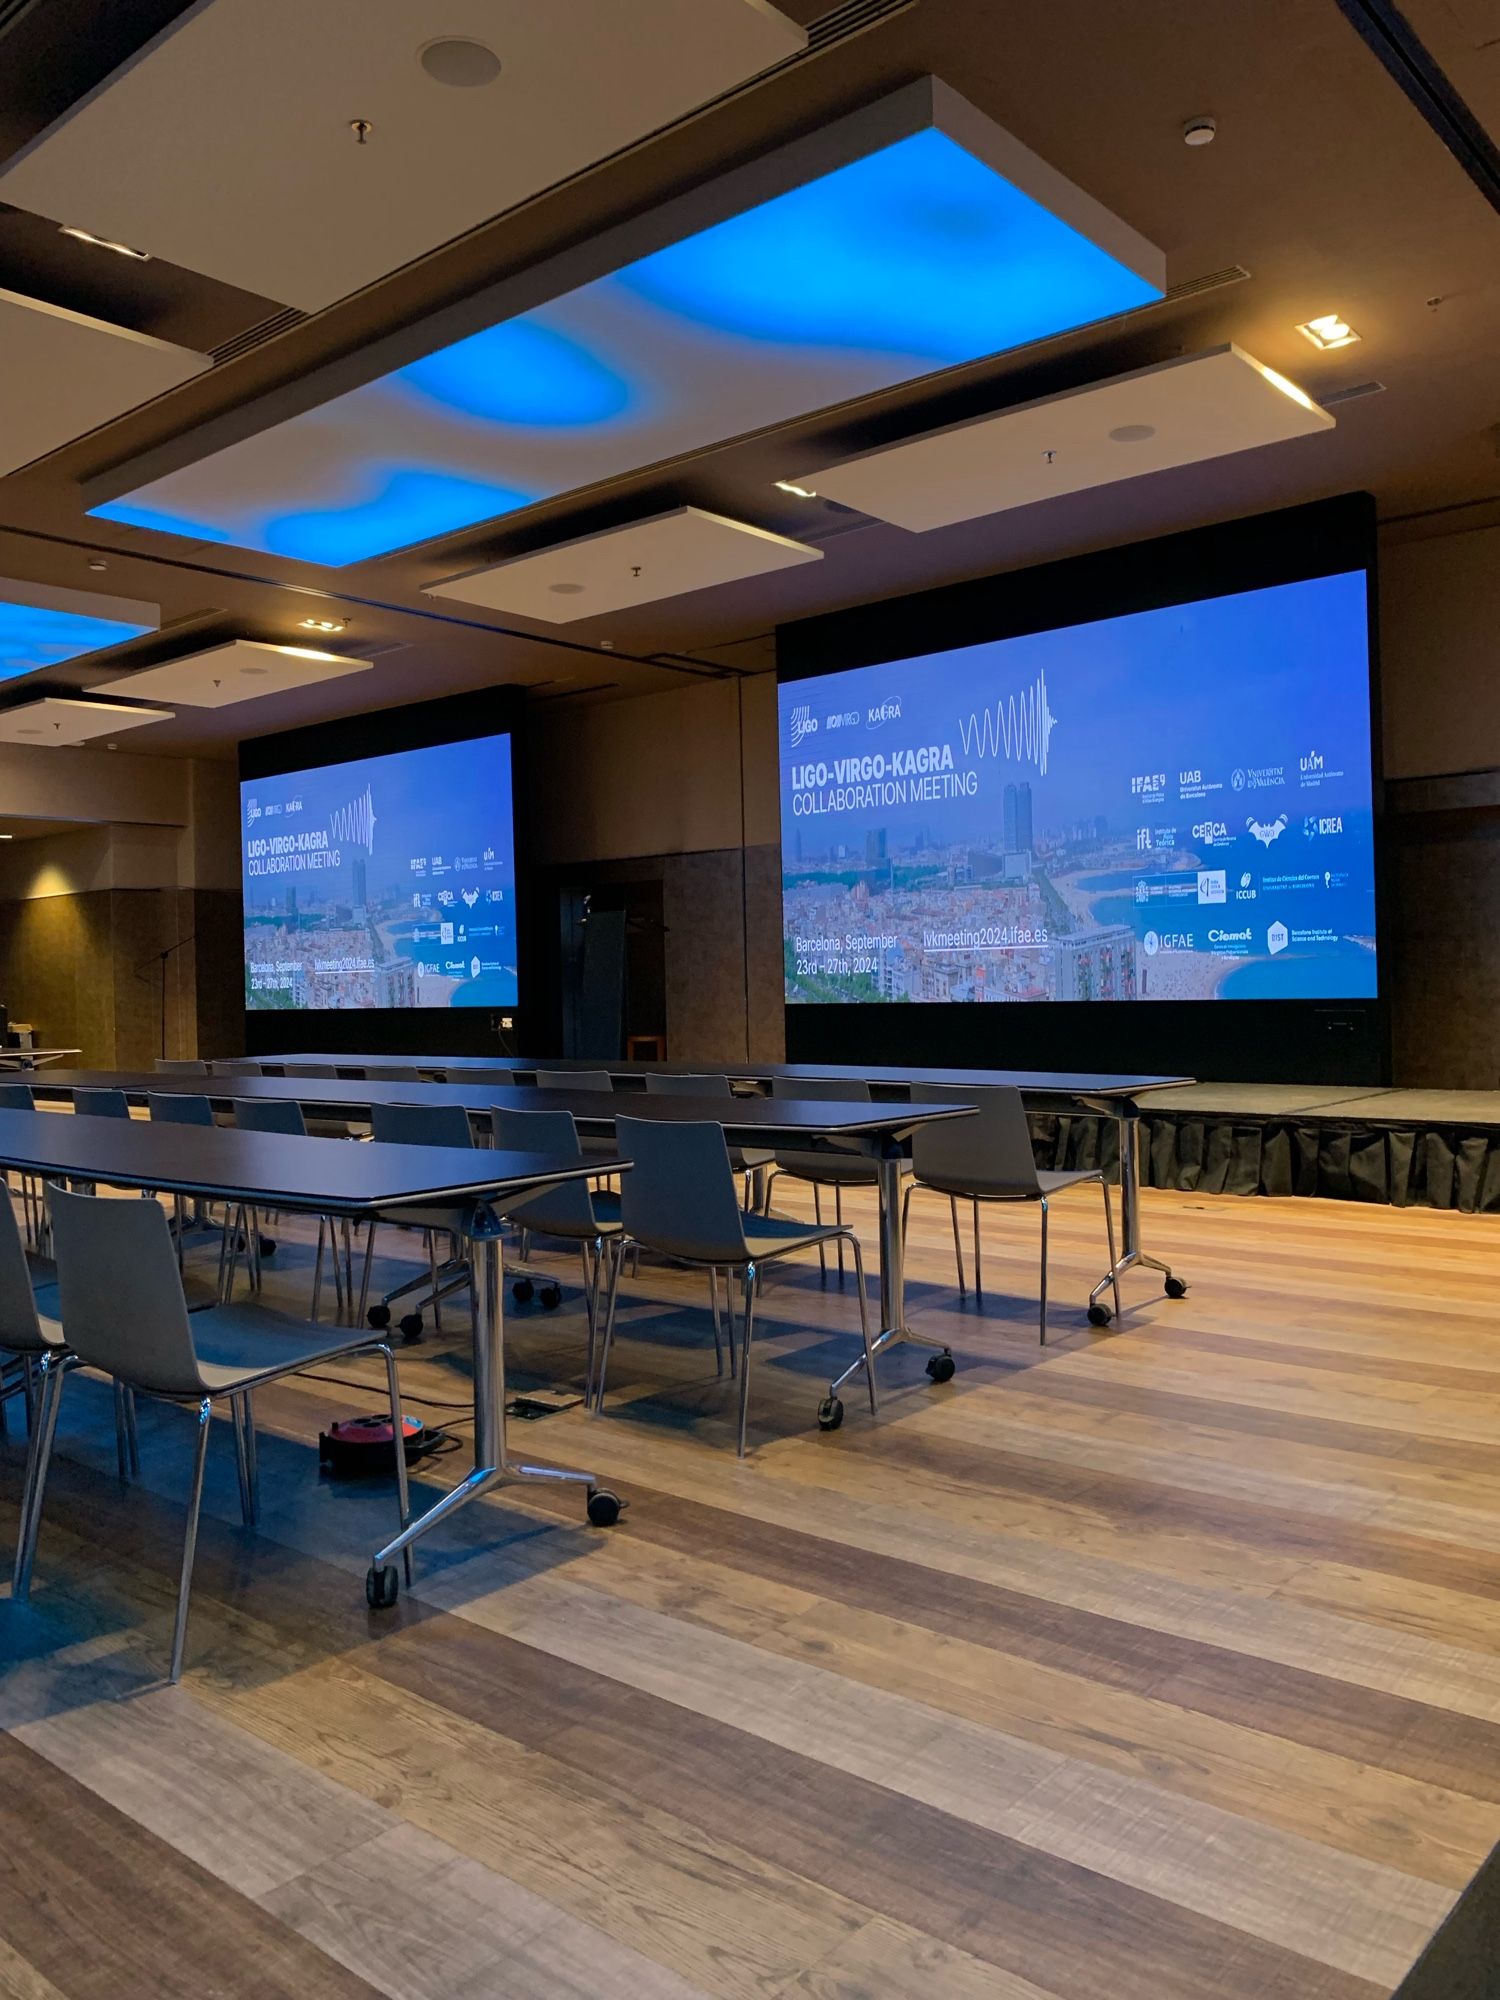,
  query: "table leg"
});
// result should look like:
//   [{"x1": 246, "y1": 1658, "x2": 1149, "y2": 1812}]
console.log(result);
[
  {"x1": 824, "y1": 1151, "x2": 952, "y2": 1407},
  {"x1": 1088, "y1": 1109, "x2": 1186, "y2": 1317},
  {"x1": 366, "y1": 1206, "x2": 621, "y2": 1597}
]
